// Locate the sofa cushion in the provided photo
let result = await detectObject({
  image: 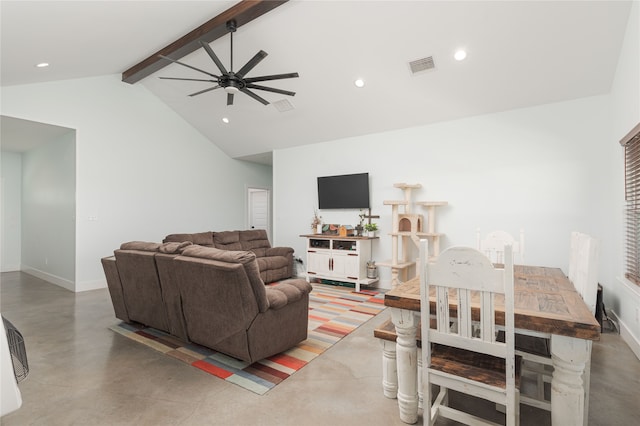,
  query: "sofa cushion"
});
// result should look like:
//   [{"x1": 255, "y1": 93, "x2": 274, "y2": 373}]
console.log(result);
[
  {"x1": 119, "y1": 241, "x2": 160, "y2": 251},
  {"x1": 164, "y1": 232, "x2": 214, "y2": 246},
  {"x1": 213, "y1": 231, "x2": 243, "y2": 251},
  {"x1": 256, "y1": 256, "x2": 290, "y2": 273},
  {"x1": 239, "y1": 229, "x2": 272, "y2": 251},
  {"x1": 181, "y1": 245, "x2": 255, "y2": 264},
  {"x1": 265, "y1": 280, "x2": 311, "y2": 310},
  {"x1": 159, "y1": 241, "x2": 192, "y2": 254}
]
